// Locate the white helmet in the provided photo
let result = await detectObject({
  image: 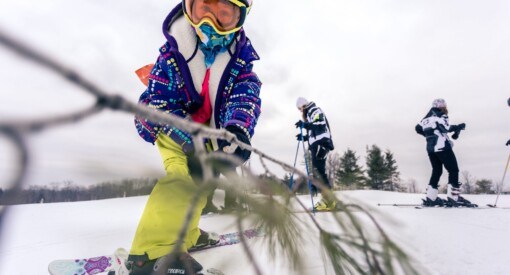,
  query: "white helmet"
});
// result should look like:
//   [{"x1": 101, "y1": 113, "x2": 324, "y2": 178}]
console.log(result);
[
  {"x1": 296, "y1": 97, "x2": 308, "y2": 109},
  {"x1": 432, "y1": 98, "x2": 447, "y2": 108}
]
